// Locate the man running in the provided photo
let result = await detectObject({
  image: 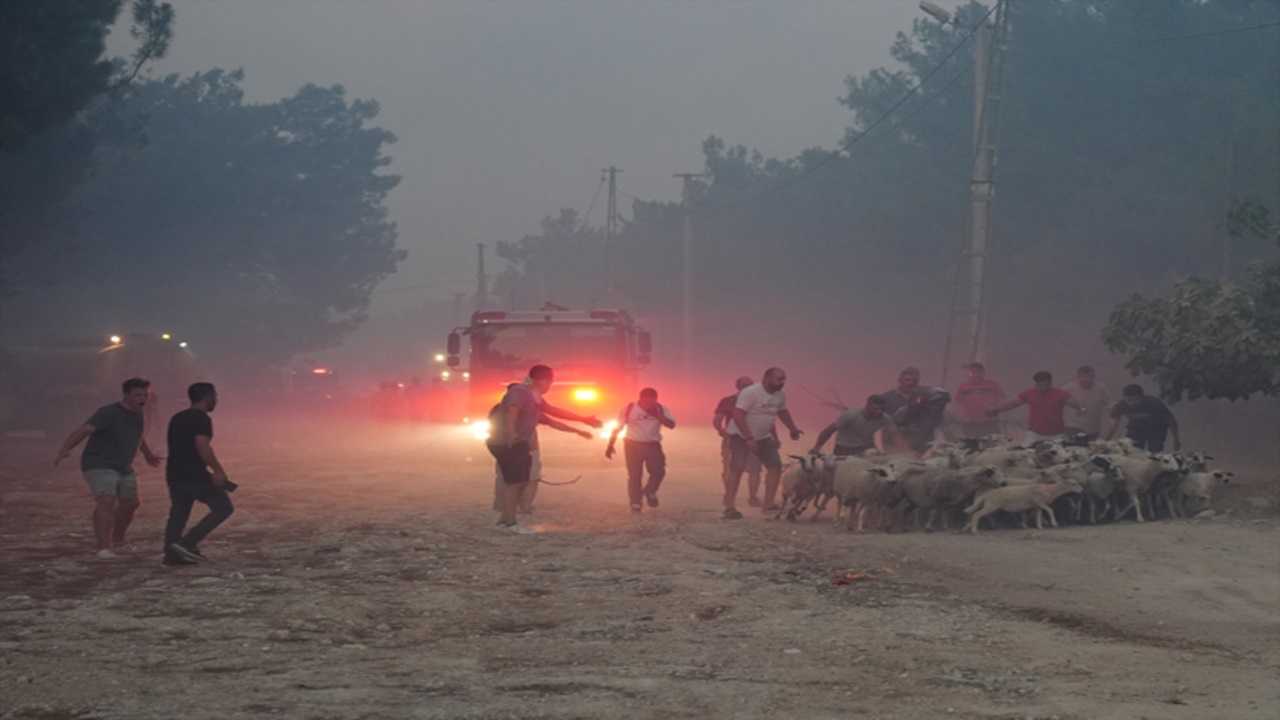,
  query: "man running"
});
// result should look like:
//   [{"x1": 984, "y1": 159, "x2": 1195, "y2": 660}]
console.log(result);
[
  {"x1": 55, "y1": 377, "x2": 163, "y2": 558},
  {"x1": 164, "y1": 383, "x2": 234, "y2": 565},
  {"x1": 605, "y1": 387, "x2": 676, "y2": 512},
  {"x1": 713, "y1": 376, "x2": 764, "y2": 506},
  {"x1": 985, "y1": 371, "x2": 1086, "y2": 443},
  {"x1": 1104, "y1": 384, "x2": 1181, "y2": 452},
  {"x1": 724, "y1": 367, "x2": 804, "y2": 518}
]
